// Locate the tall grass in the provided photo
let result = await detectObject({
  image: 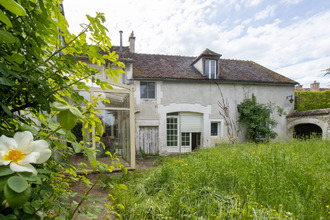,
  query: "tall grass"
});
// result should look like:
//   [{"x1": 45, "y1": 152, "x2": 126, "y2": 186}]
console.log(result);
[{"x1": 108, "y1": 139, "x2": 330, "y2": 219}]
